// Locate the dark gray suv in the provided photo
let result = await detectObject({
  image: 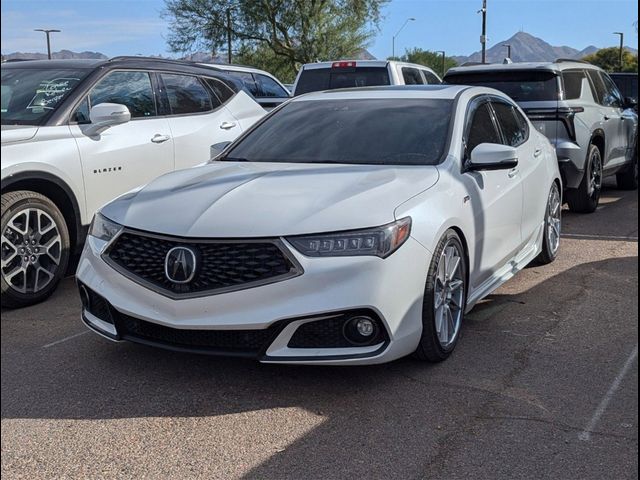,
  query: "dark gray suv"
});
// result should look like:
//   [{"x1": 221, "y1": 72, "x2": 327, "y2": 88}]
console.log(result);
[{"x1": 445, "y1": 60, "x2": 638, "y2": 213}]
